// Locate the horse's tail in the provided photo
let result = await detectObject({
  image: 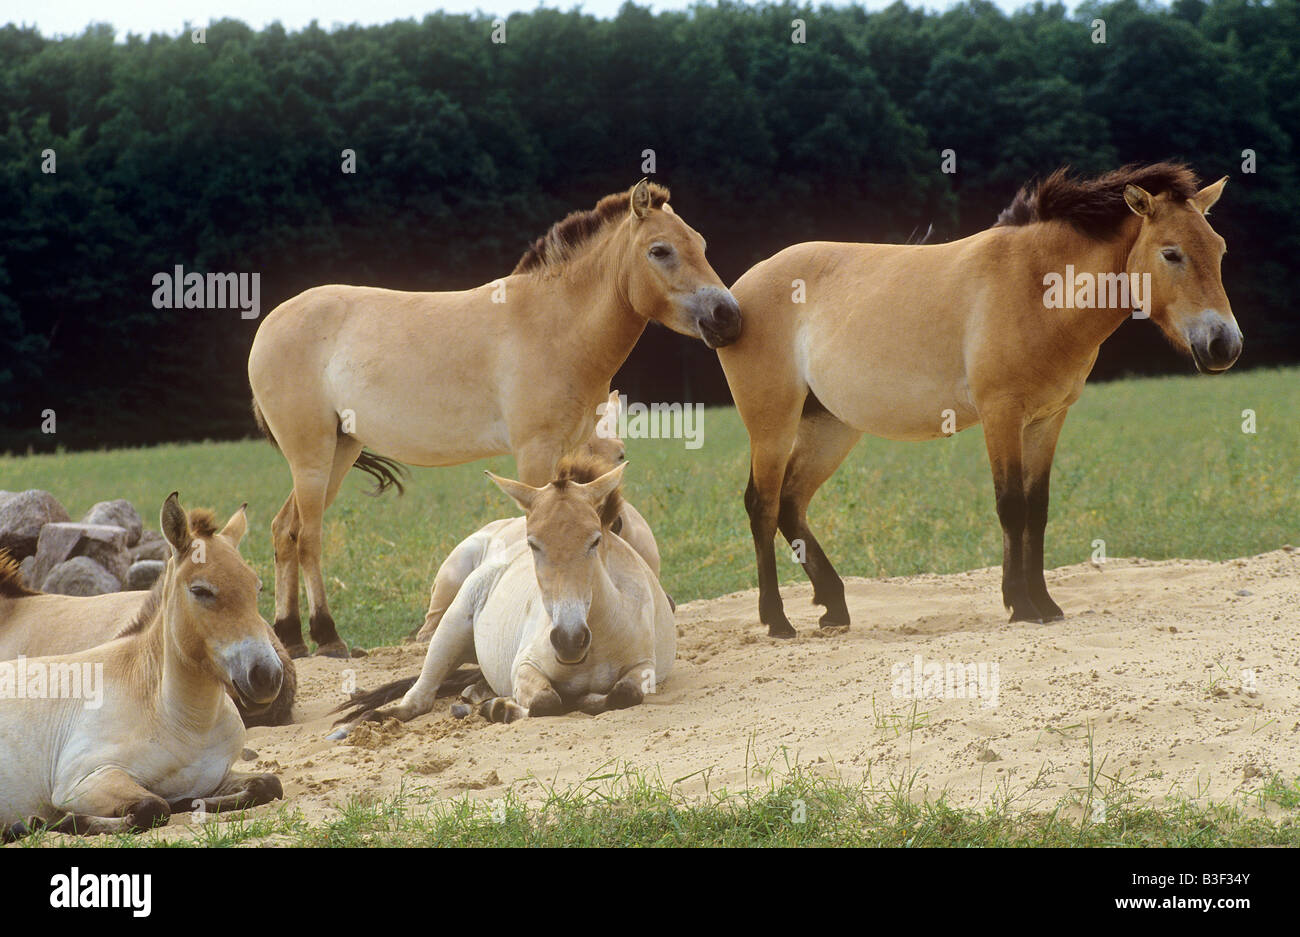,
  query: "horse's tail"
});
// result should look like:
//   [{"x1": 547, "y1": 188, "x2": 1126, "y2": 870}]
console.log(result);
[
  {"x1": 330, "y1": 676, "x2": 418, "y2": 724},
  {"x1": 352, "y1": 449, "x2": 408, "y2": 497},
  {"x1": 251, "y1": 398, "x2": 280, "y2": 450},
  {"x1": 0, "y1": 549, "x2": 39, "y2": 598},
  {"x1": 329, "y1": 667, "x2": 485, "y2": 725}
]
